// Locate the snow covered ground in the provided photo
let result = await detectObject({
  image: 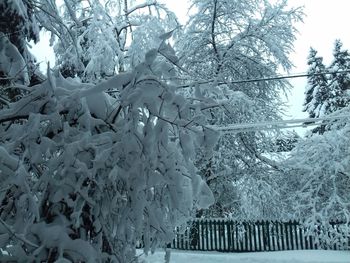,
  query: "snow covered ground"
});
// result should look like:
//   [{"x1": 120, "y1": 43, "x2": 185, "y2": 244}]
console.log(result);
[{"x1": 138, "y1": 249, "x2": 350, "y2": 263}]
